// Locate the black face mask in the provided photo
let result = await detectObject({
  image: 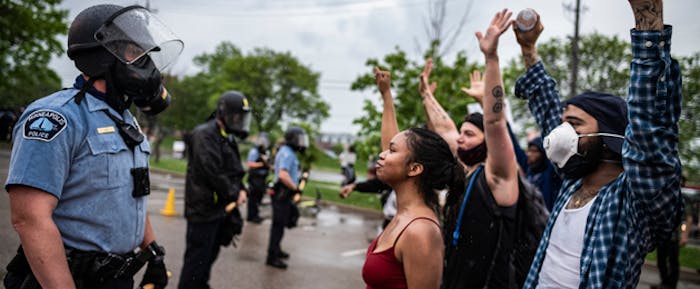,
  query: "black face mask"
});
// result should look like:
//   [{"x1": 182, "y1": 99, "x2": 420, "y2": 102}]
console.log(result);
[
  {"x1": 106, "y1": 56, "x2": 169, "y2": 115},
  {"x1": 560, "y1": 137, "x2": 604, "y2": 179},
  {"x1": 457, "y1": 141, "x2": 487, "y2": 166},
  {"x1": 529, "y1": 156, "x2": 547, "y2": 173}
]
